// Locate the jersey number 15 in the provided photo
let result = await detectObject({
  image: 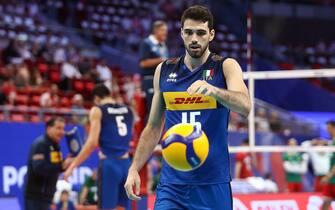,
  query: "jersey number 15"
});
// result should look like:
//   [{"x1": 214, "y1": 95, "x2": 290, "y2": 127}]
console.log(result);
[{"x1": 181, "y1": 111, "x2": 201, "y2": 129}]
